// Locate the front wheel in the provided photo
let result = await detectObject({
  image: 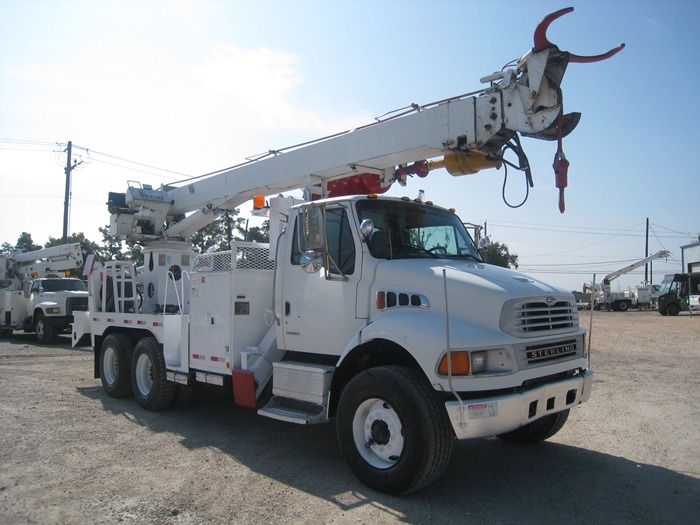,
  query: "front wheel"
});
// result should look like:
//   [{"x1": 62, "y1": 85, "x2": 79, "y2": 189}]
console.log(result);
[
  {"x1": 497, "y1": 409, "x2": 570, "y2": 444},
  {"x1": 131, "y1": 337, "x2": 175, "y2": 410},
  {"x1": 336, "y1": 366, "x2": 453, "y2": 495},
  {"x1": 666, "y1": 303, "x2": 681, "y2": 316},
  {"x1": 34, "y1": 314, "x2": 54, "y2": 344}
]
